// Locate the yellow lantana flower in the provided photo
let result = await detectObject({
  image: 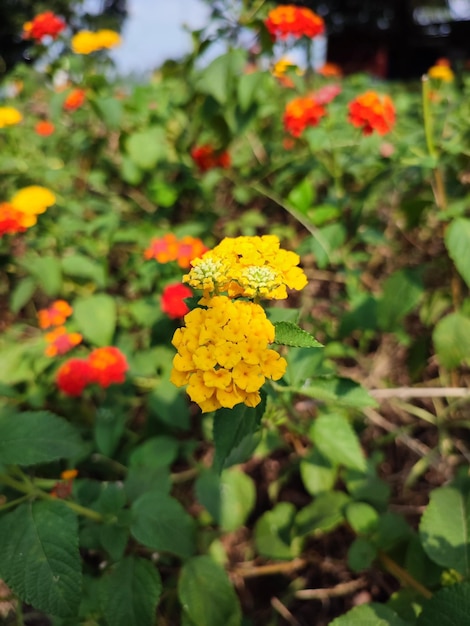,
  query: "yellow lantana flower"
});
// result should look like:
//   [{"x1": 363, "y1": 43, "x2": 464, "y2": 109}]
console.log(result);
[
  {"x1": 0, "y1": 106, "x2": 23, "y2": 128},
  {"x1": 428, "y1": 64, "x2": 454, "y2": 82},
  {"x1": 170, "y1": 296, "x2": 286, "y2": 412},
  {"x1": 184, "y1": 235, "x2": 307, "y2": 300},
  {"x1": 10, "y1": 186, "x2": 56, "y2": 215},
  {"x1": 71, "y1": 29, "x2": 121, "y2": 54}
]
